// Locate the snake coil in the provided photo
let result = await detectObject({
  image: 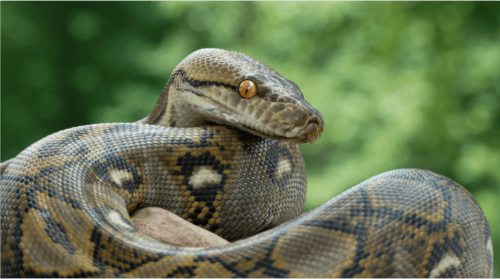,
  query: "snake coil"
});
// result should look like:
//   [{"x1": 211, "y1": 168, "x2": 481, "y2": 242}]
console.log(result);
[{"x1": 1, "y1": 49, "x2": 493, "y2": 277}]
